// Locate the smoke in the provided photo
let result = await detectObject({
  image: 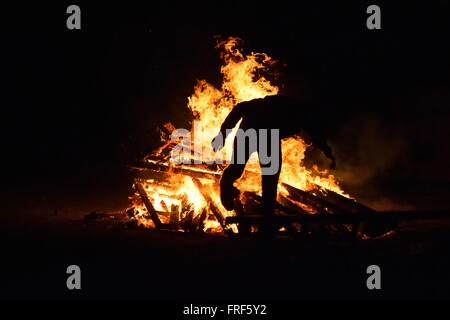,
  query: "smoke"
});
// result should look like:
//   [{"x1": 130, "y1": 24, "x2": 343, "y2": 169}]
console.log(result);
[
  {"x1": 330, "y1": 93, "x2": 450, "y2": 211},
  {"x1": 332, "y1": 113, "x2": 409, "y2": 187},
  {"x1": 330, "y1": 113, "x2": 411, "y2": 210}
]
